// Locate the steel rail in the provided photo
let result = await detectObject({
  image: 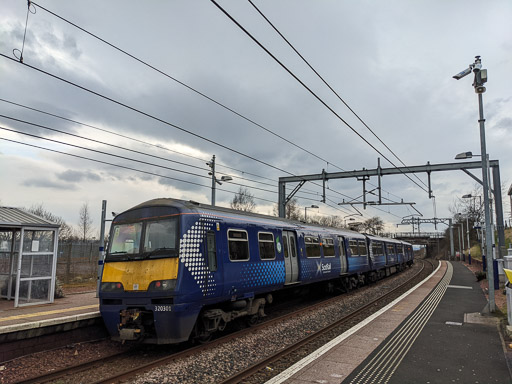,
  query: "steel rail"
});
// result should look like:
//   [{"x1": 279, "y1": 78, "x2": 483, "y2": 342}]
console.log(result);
[
  {"x1": 220, "y1": 258, "x2": 434, "y2": 384},
  {"x1": 16, "y1": 259, "x2": 431, "y2": 384}
]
